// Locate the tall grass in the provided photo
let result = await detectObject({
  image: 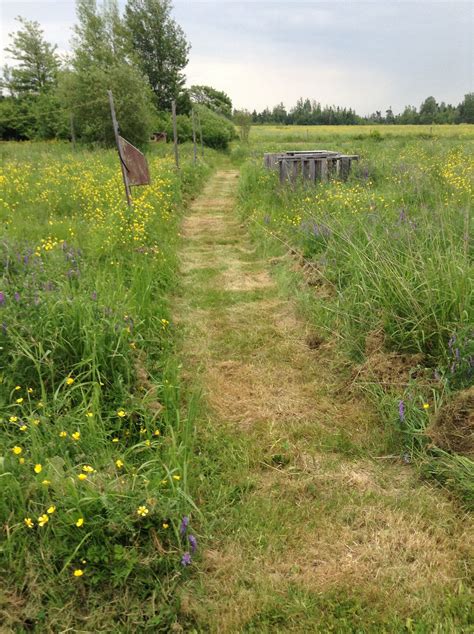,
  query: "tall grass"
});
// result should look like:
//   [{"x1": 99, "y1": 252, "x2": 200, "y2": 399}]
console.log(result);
[
  {"x1": 237, "y1": 127, "x2": 473, "y2": 502},
  {"x1": 0, "y1": 141, "x2": 211, "y2": 629}
]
